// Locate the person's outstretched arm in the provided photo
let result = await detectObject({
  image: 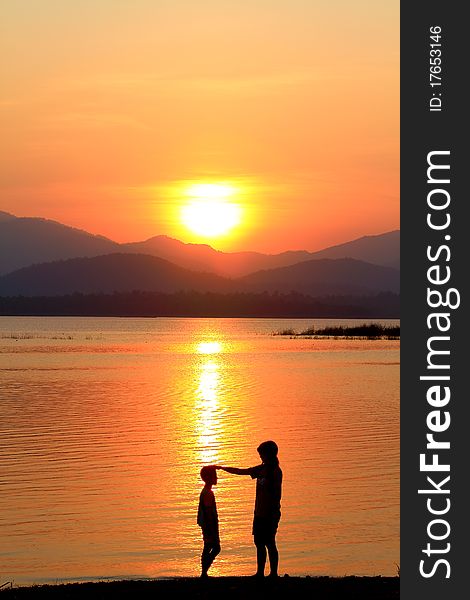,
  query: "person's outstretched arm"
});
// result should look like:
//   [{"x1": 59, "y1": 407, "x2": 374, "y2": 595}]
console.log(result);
[{"x1": 216, "y1": 465, "x2": 251, "y2": 475}]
